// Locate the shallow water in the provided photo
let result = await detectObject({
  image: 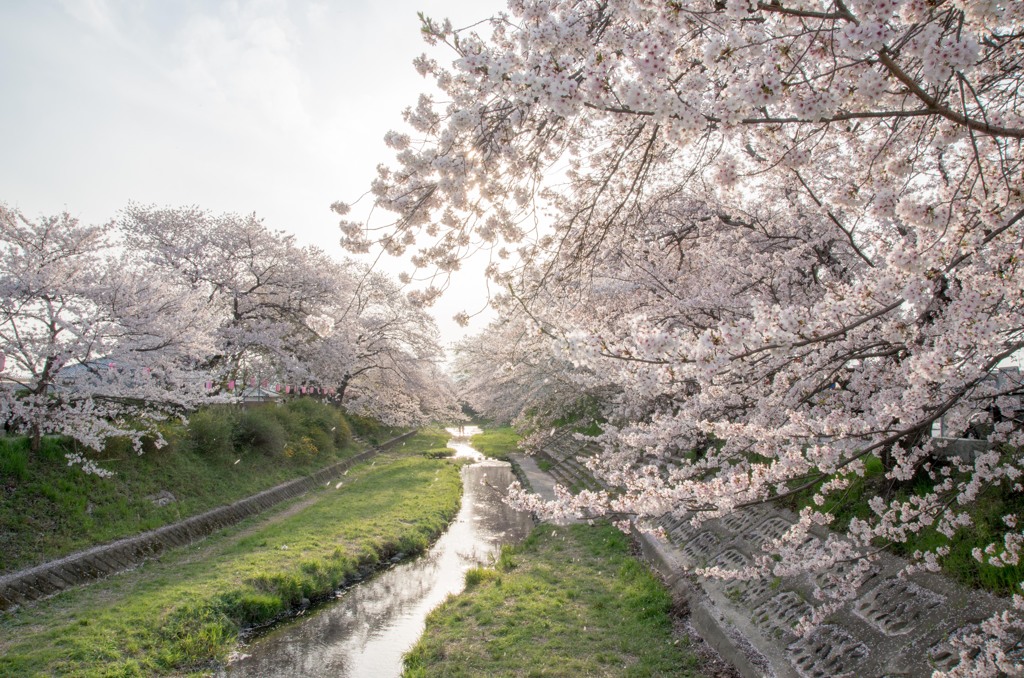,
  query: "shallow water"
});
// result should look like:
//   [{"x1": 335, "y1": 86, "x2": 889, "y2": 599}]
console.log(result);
[{"x1": 221, "y1": 426, "x2": 532, "y2": 678}]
